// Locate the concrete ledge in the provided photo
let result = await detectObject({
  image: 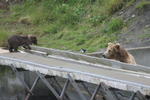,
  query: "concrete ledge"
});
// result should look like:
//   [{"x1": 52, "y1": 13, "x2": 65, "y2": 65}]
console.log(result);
[
  {"x1": 0, "y1": 55, "x2": 150, "y2": 95},
  {"x1": 30, "y1": 46, "x2": 150, "y2": 74}
]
